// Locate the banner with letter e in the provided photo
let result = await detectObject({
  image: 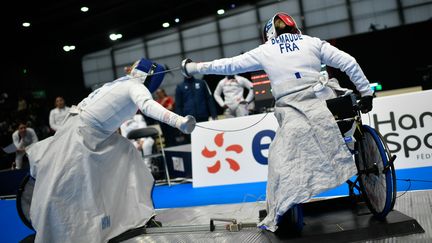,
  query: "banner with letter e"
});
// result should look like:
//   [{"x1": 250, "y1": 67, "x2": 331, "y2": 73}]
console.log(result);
[{"x1": 191, "y1": 90, "x2": 432, "y2": 187}]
